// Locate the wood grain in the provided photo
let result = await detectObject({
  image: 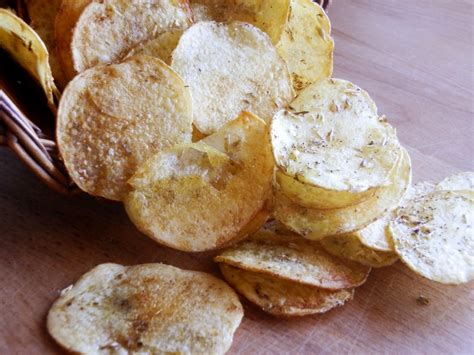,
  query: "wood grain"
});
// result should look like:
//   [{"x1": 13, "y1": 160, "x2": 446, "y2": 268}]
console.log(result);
[{"x1": 0, "y1": 0, "x2": 473, "y2": 354}]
